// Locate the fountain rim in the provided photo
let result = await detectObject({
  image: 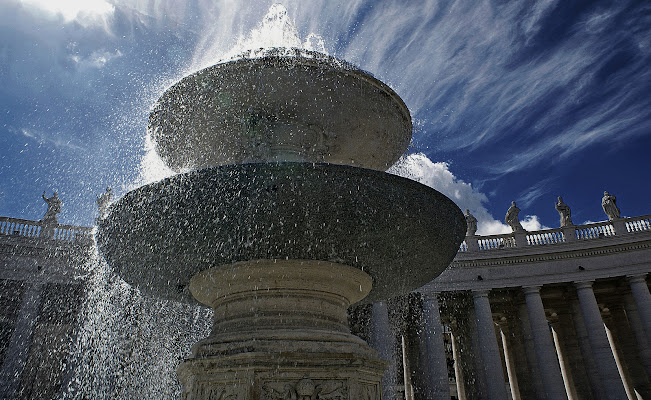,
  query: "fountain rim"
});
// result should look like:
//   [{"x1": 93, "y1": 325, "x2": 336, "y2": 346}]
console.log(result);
[
  {"x1": 96, "y1": 162, "x2": 466, "y2": 305},
  {"x1": 152, "y1": 46, "x2": 411, "y2": 131},
  {"x1": 149, "y1": 47, "x2": 414, "y2": 172}
]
